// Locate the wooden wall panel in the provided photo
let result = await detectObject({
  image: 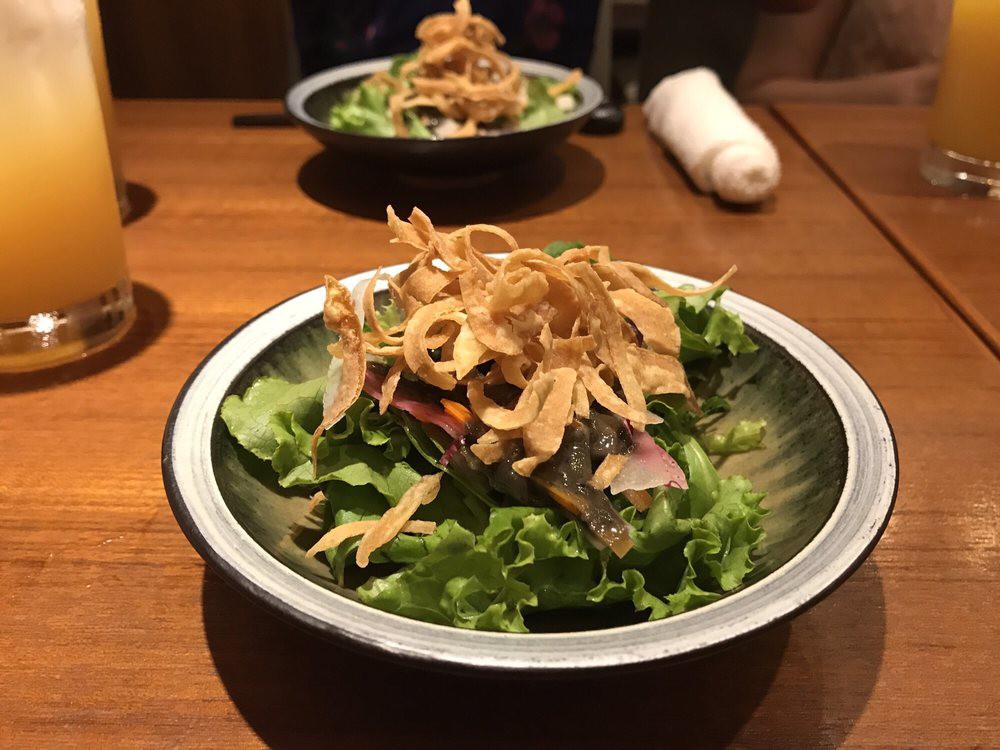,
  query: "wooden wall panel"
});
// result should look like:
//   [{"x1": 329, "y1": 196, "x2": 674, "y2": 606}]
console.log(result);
[{"x1": 98, "y1": 0, "x2": 295, "y2": 98}]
